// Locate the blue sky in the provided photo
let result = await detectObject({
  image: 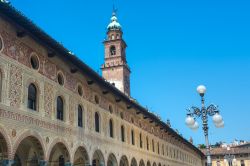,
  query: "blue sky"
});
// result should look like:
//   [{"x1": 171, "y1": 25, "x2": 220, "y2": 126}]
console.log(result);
[{"x1": 10, "y1": 0, "x2": 250, "y2": 145}]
